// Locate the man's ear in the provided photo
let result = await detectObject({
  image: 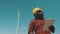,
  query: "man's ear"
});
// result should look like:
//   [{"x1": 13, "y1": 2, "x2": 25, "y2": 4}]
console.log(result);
[{"x1": 49, "y1": 26, "x2": 55, "y2": 33}]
